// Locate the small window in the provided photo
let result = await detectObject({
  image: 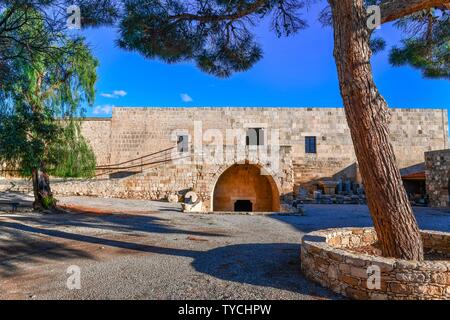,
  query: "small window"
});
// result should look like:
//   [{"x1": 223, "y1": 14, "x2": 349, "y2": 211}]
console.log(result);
[
  {"x1": 246, "y1": 128, "x2": 264, "y2": 146},
  {"x1": 177, "y1": 135, "x2": 189, "y2": 153},
  {"x1": 305, "y1": 136, "x2": 317, "y2": 154}
]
